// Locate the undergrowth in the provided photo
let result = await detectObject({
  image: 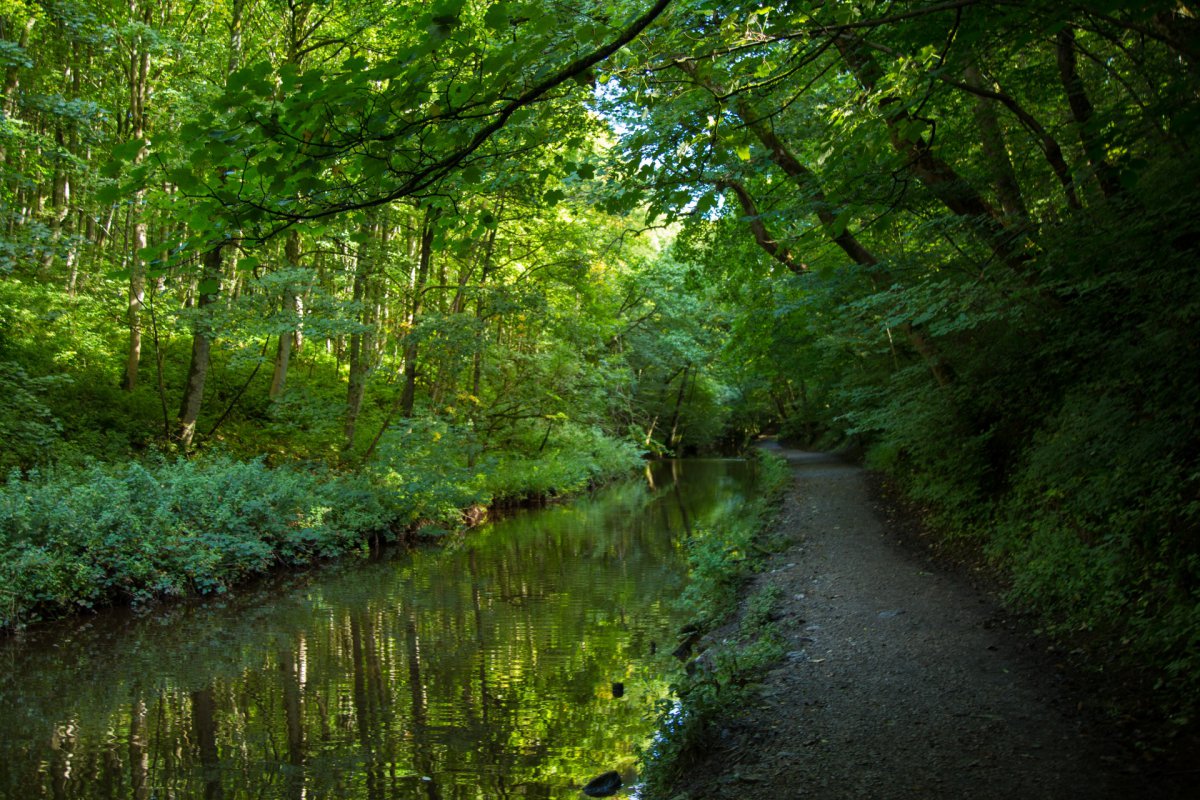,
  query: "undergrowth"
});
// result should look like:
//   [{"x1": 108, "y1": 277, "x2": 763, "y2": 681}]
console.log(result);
[{"x1": 0, "y1": 427, "x2": 642, "y2": 631}]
